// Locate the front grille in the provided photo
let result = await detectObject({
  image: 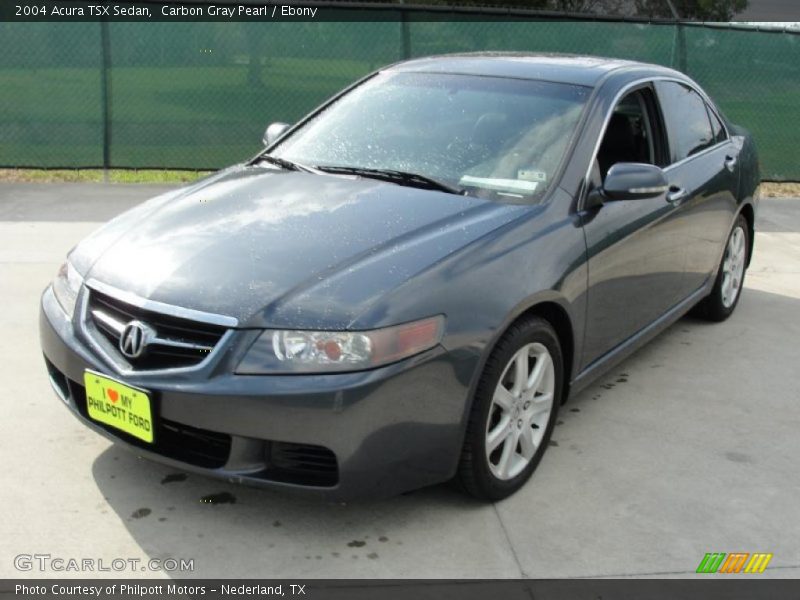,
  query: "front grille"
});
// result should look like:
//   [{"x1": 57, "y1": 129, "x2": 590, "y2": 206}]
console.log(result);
[
  {"x1": 266, "y1": 442, "x2": 339, "y2": 487},
  {"x1": 69, "y1": 378, "x2": 231, "y2": 468},
  {"x1": 158, "y1": 420, "x2": 232, "y2": 469},
  {"x1": 87, "y1": 289, "x2": 227, "y2": 370}
]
